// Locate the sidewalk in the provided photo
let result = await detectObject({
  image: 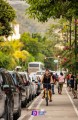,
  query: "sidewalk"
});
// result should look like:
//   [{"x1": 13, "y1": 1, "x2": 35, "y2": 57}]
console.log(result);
[{"x1": 27, "y1": 84, "x2": 78, "y2": 120}]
